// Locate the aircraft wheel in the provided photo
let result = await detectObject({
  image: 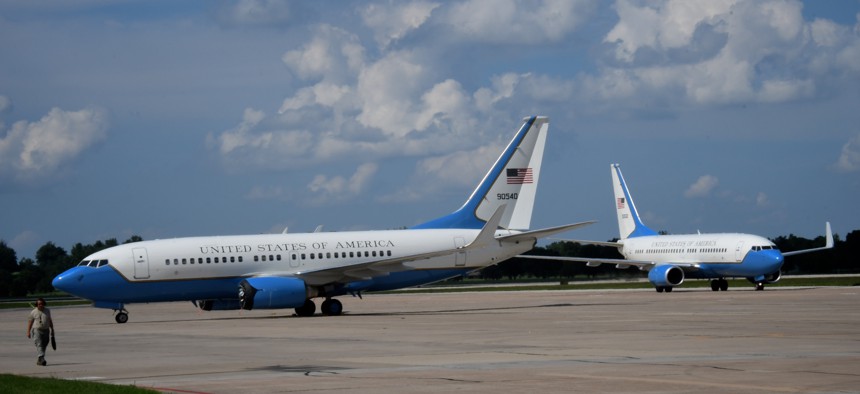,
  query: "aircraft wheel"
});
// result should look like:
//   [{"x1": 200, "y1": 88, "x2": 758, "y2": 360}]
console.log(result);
[
  {"x1": 656, "y1": 286, "x2": 664, "y2": 293},
  {"x1": 710, "y1": 280, "x2": 720, "y2": 291},
  {"x1": 295, "y1": 299, "x2": 316, "y2": 317},
  {"x1": 665, "y1": 286, "x2": 673, "y2": 293},
  {"x1": 321, "y1": 299, "x2": 343, "y2": 316},
  {"x1": 755, "y1": 282, "x2": 765, "y2": 291},
  {"x1": 719, "y1": 279, "x2": 729, "y2": 291},
  {"x1": 115, "y1": 312, "x2": 129, "y2": 324}
]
